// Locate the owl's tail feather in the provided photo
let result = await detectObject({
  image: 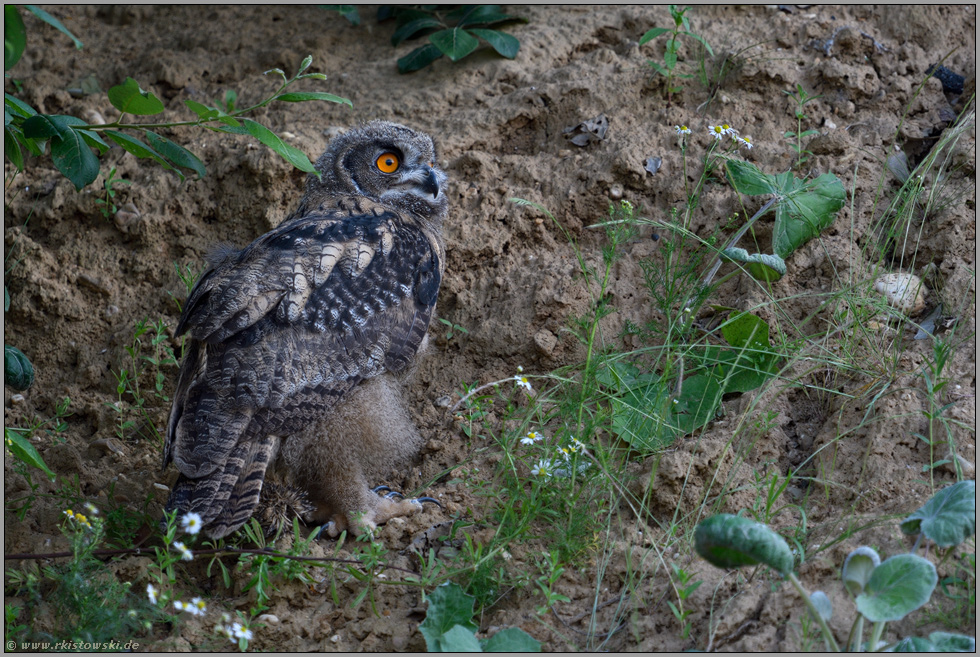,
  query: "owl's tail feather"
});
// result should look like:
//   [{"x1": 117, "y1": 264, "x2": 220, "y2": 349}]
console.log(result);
[{"x1": 164, "y1": 433, "x2": 281, "y2": 539}]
